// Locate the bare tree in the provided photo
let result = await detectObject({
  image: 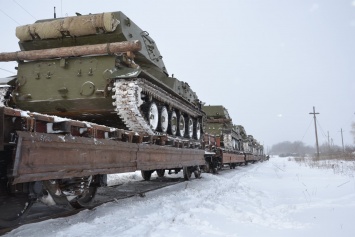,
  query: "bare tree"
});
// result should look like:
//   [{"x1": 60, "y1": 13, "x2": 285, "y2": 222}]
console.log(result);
[{"x1": 352, "y1": 122, "x2": 355, "y2": 144}]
